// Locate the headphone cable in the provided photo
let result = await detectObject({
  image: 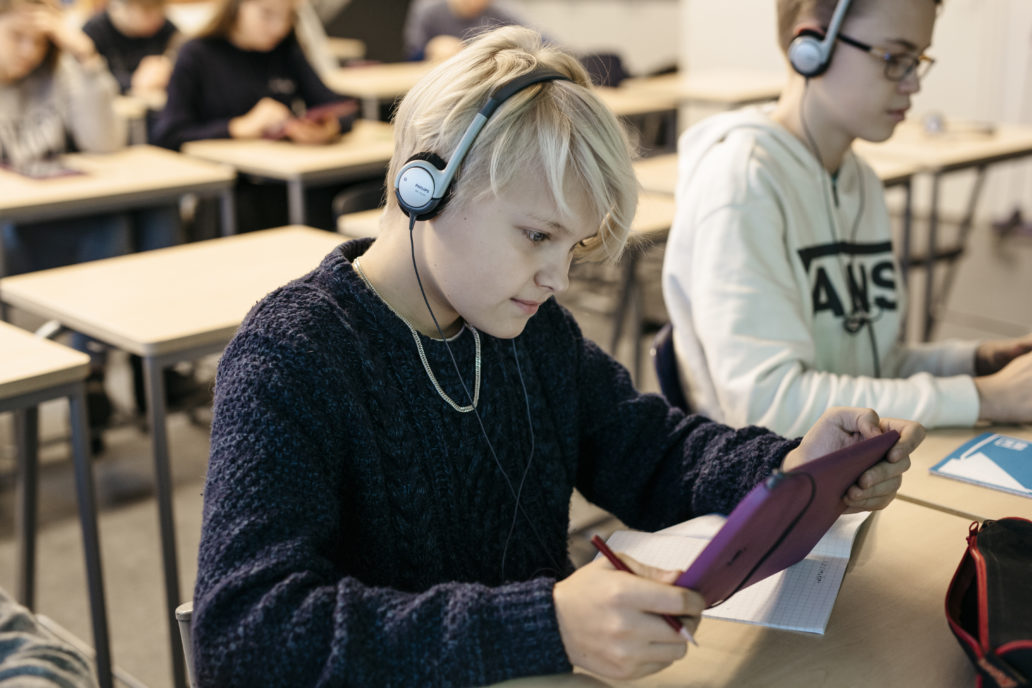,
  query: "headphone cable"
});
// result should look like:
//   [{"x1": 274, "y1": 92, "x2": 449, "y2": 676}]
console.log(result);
[{"x1": 404, "y1": 213, "x2": 562, "y2": 578}]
